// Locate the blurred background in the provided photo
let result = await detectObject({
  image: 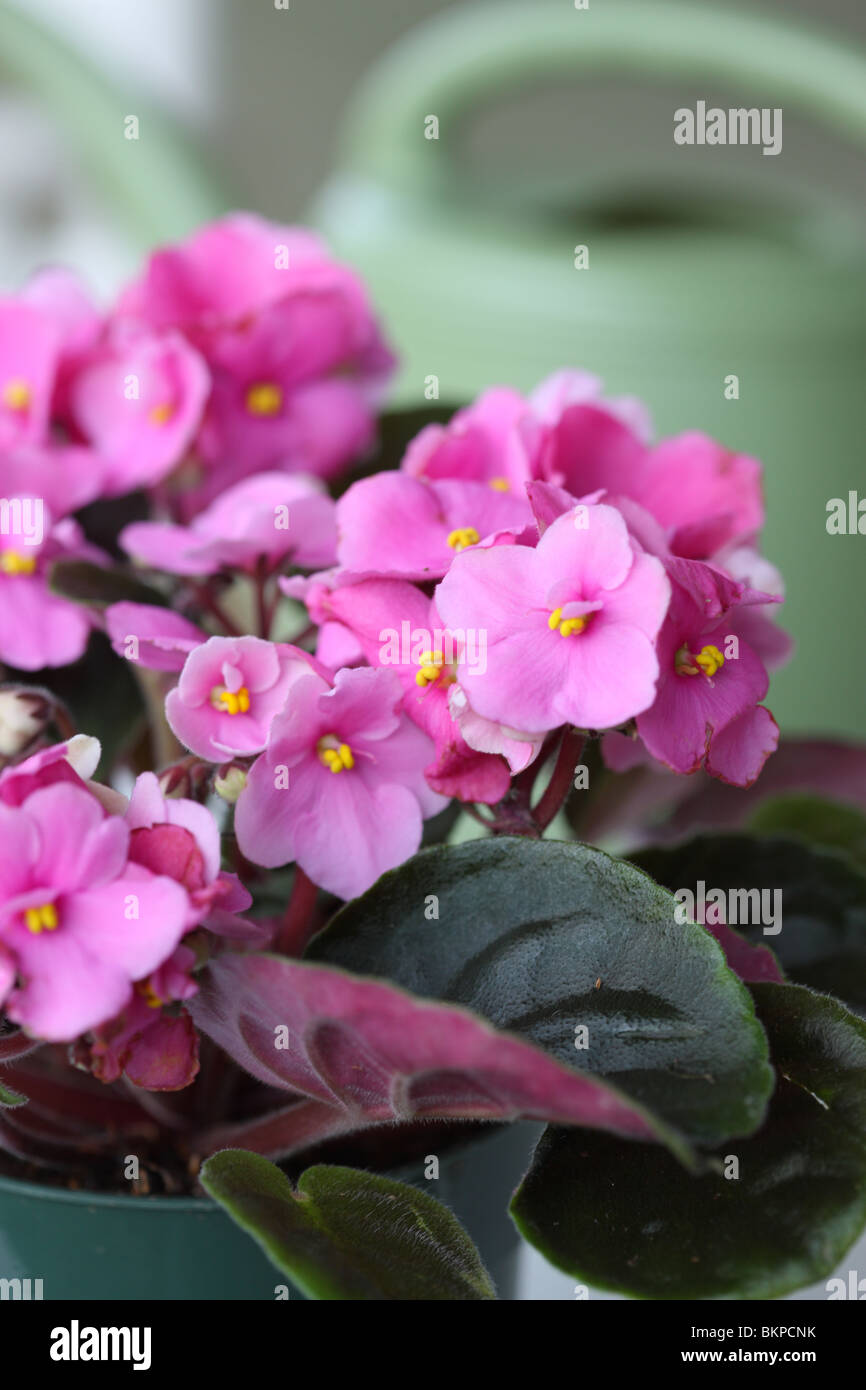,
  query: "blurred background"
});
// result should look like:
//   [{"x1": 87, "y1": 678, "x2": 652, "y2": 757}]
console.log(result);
[
  {"x1": 2, "y1": 0, "x2": 865, "y2": 280},
  {"x1": 1, "y1": 0, "x2": 865, "y2": 741},
  {"x1": 1, "y1": 0, "x2": 865, "y2": 1299}
]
